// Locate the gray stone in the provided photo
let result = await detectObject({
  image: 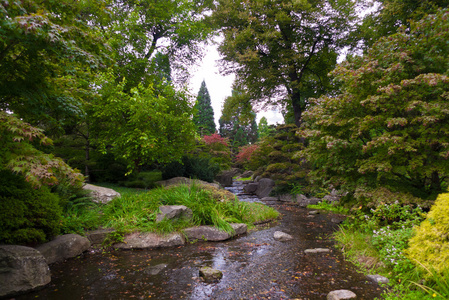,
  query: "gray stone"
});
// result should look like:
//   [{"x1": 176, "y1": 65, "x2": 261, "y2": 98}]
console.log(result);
[
  {"x1": 304, "y1": 248, "x2": 331, "y2": 254},
  {"x1": 114, "y1": 232, "x2": 185, "y2": 249},
  {"x1": 243, "y1": 182, "x2": 259, "y2": 193},
  {"x1": 327, "y1": 289, "x2": 357, "y2": 300},
  {"x1": 239, "y1": 170, "x2": 254, "y2": 179},
  {"x1": 87, "y1": 228, "x2": 115, "y2": 245},
  {"x1": 261, "y1": 197, "x2": 278, "y2": 201},
  {"x1": 36, "y1": 234, "x2": 91, "y2": 264},
  {"x1": 199, "y1": 266, "x2": 223, "y2": 283},
  {"x1": 367, "y1": 274, "x2": 389, "y2": 284},
  {"x1": 331, "y1": 217, "x2": 345, "y2": 224},
  {"x1": 308, "y1": 210, "x2": 320, "y2": 215},
  {"x1": 156, "y1": 205, "x2": 193, "y2": 222},
  {"x1": 215, "y1": 168, "x2": 241, "y2": 187},
  {"x1": 0, "y1": 245, "x2": 51, "y2": 298},
  {"x1": 255, "y1": 178, "x2": 275, "y2": 198},
  {"x1": 83, "y1": 183, "x2": 120, "y2": 204},
  {"x1": 296, "y1": 194, "x2": 322, "y2": 207},
  {"x1": 184, "y1": 223, "x2": 247, "y2": 242},
  {"x1": 274, "y1": 231, "x2": 293, "y2": 242},
  {"x1": 279, "y1": 194, "x2": 296, "y2": 202},
  {"x1": 144, "y1": 263, "x2": 167, "y2": 275}
]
